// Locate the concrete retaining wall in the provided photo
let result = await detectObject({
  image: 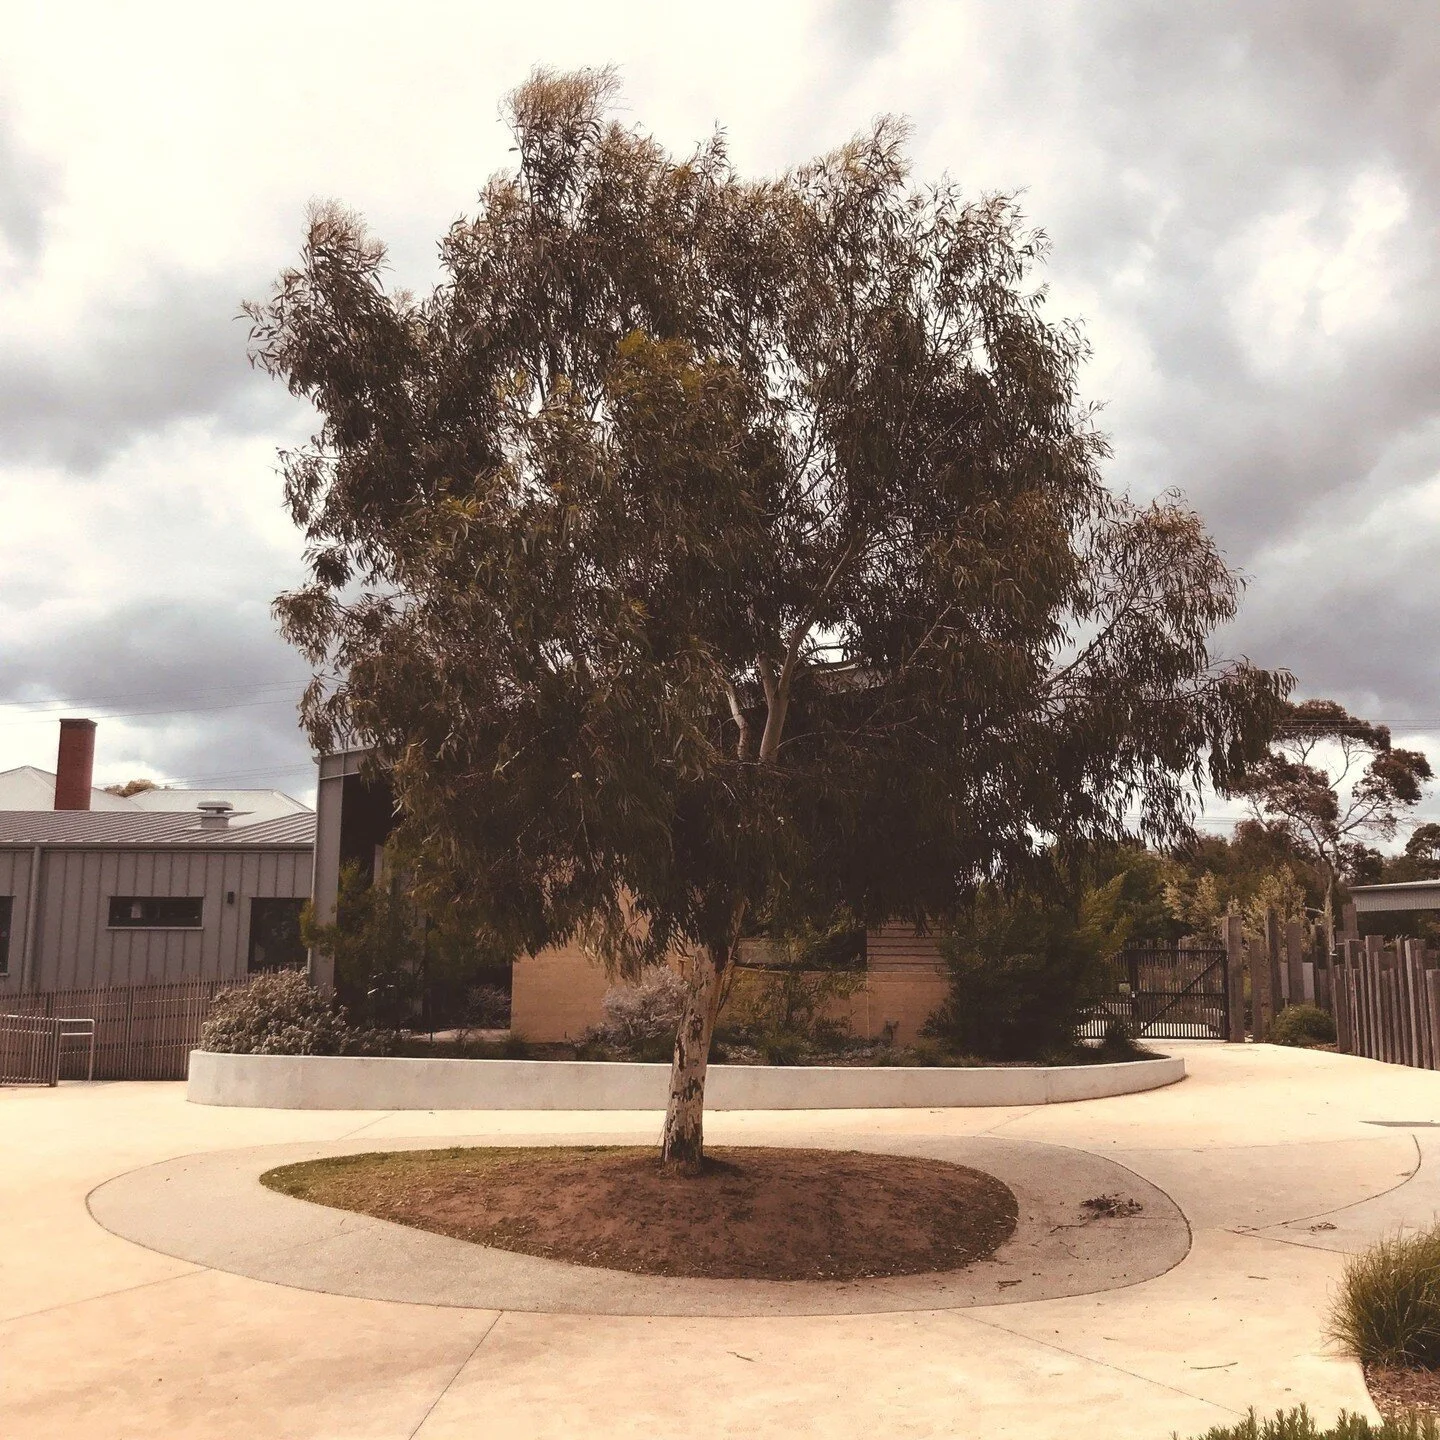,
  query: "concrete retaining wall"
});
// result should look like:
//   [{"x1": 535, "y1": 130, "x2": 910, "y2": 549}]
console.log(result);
[{"x1": 187, "y1": 1050, "x2": 1185, "y2": 1110}]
